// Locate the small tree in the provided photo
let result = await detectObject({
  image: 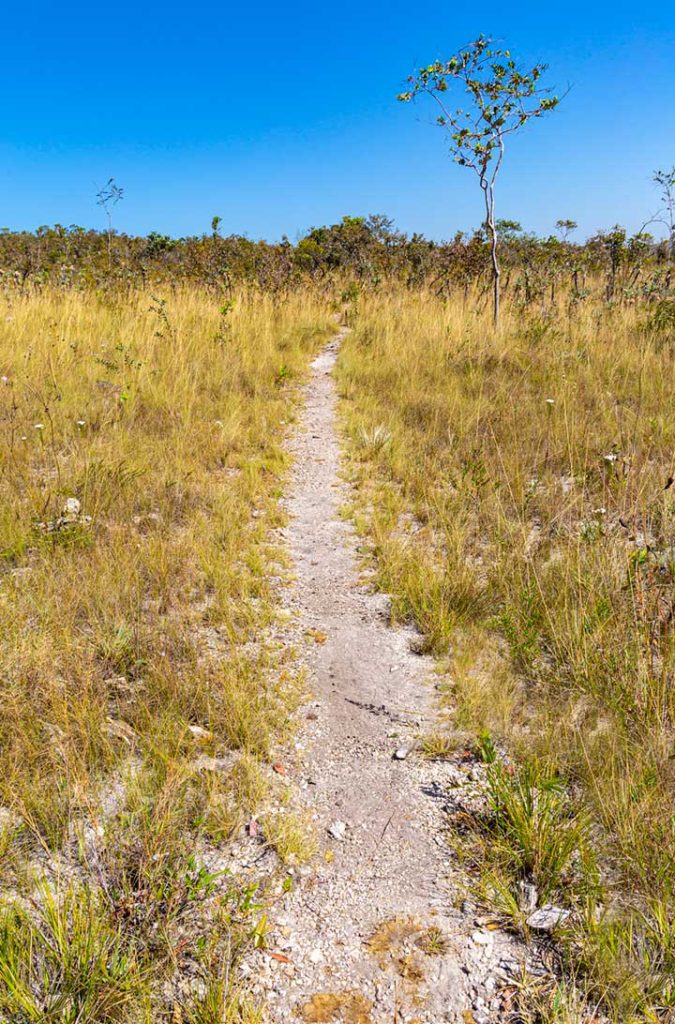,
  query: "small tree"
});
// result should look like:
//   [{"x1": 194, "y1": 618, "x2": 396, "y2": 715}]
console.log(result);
[
  {"x1": 555, "y1": 219, "x2": 577, "y2": 242},
  {"x1": 650, "y1": 167, "x2": 675, "y2": 260},
  {"x1": 398, "y1": 36, "x2": 559, "y2": 325},
  {"x1": 96, "y1": 177, "x2": 124, "y2": 270}
]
